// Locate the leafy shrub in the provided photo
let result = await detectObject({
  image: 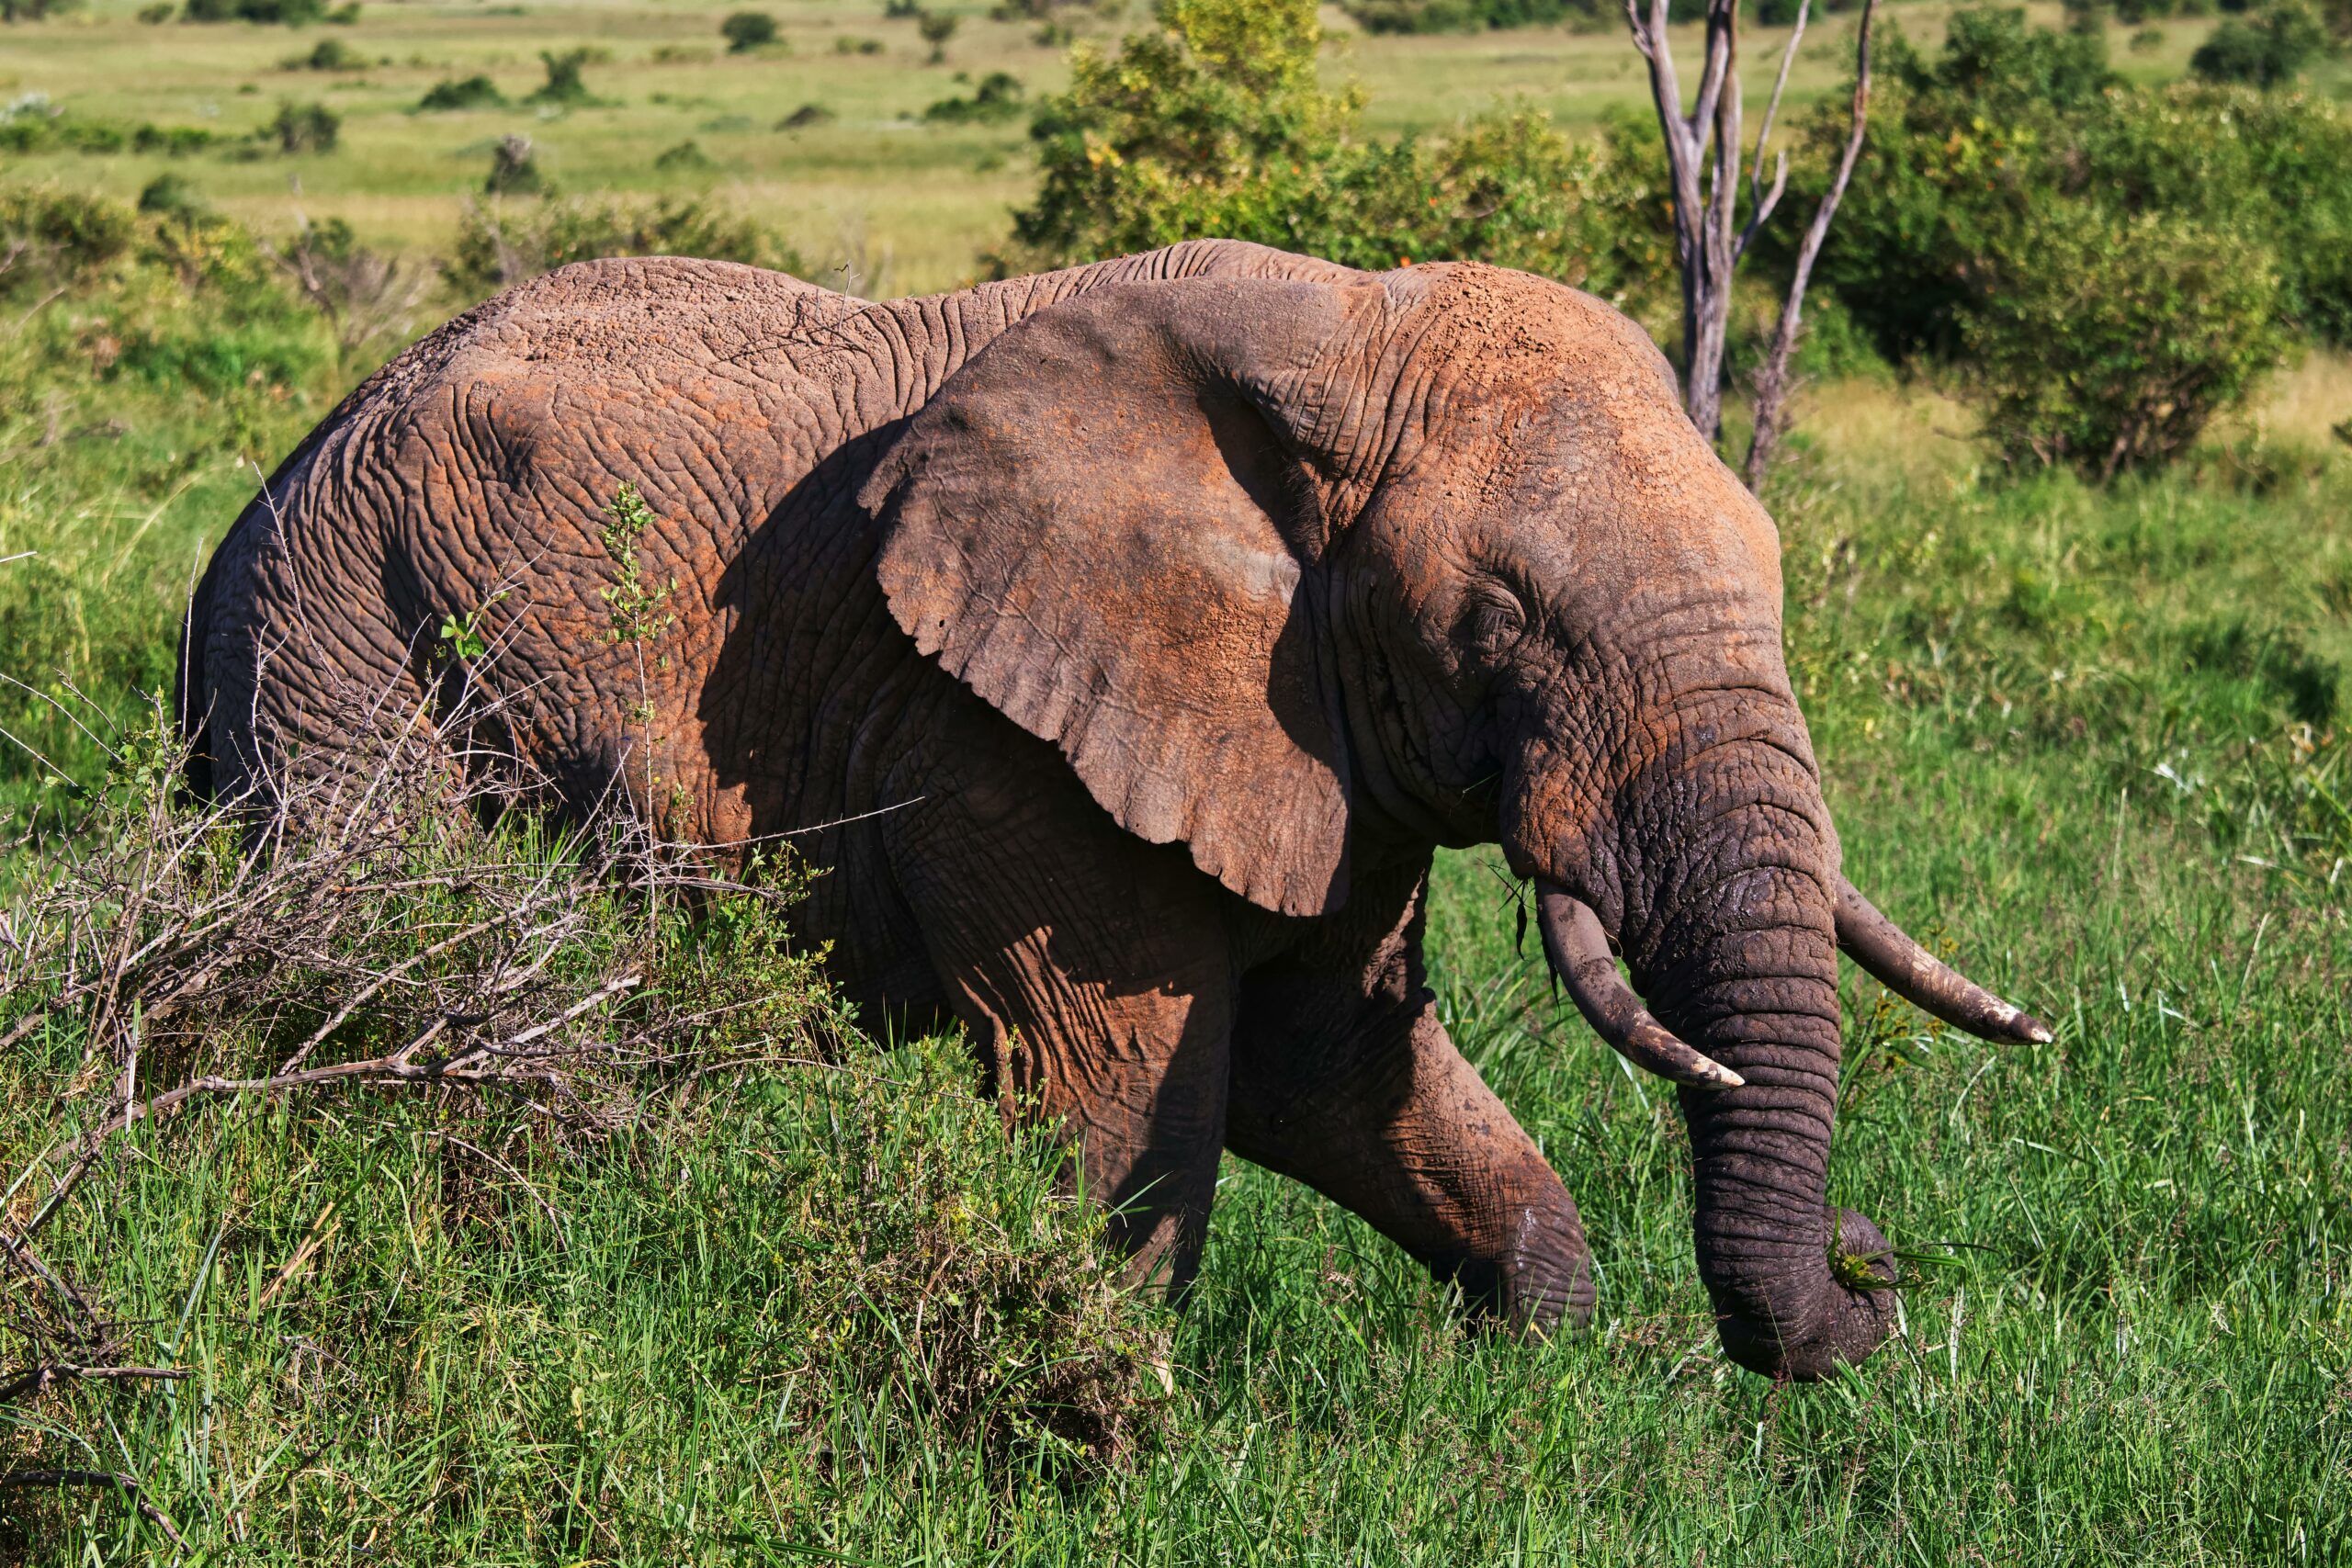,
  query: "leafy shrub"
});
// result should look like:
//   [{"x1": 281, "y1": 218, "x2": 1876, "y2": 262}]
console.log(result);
[
  {"x1": 135, "y1": 173, "x2": 208, "y2": 218},
  {"x1": 720, "y1": 8, "x2": 778, "y2": 51},
  {"x1": 1961, "y1": 209, "x2": 2284, "y2": 478},
  {"x1": 1795, "y1": 8, "x2": 2352, "y2": 363},
  {"x1": 282, "y1": 36, "x2": 364, "y2": 70},
  {"x1": 527, "y1": 47, "x2": 603, "y2": 107},
  {"x1": 415, "y1": 73, "x2": 506, "y2": 111},
  {"x1": 923, "y1": 70, "x2": 1026, "y2": 123},
  {"x1": 1340, "y1": 0, "x2": 1600, "y2": 31},
  {"x1": 0, "y1": 100, "x2": 215, "y2": 157},
  {"x1": 444, "y1": 192, "x2": 802, "y2": 298},
  {"x1": 1012, "y1": 0, "x2": 1662, "y2": 305},
  {"x1": 2081, "y1": 85, "x2": 2352, "y2": 345},
  {"x1": 917, "y1": 7, "x2": 959, "y2": 59},
  {"x1": 182, "y1": 0, "x2": 324, "y2": 23},
  {"x1": 484, "y1": 132, "x2": 544, "y2": 194},
  {"x1": 1012, "y1": 0, "x2": 1363, "y2": 264},
  {"x1": 653, "y1": 138, "x2": 715, "y2": 170},
  {"x1": 136, "y1": 1, "x2": 173, "y2": 19},
  {"x1": 2189, "y1": 0, "x2": 2327, "y2": 82},
  {"x1": 267, "y1": 100, "x2": 340, "y2": 153},
  {"x1": 133, "y1": 122, "x2": 218, "y2": 154},
  {"x1": 0, "y1": 185, "x2": 136, "y2": 288}
]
